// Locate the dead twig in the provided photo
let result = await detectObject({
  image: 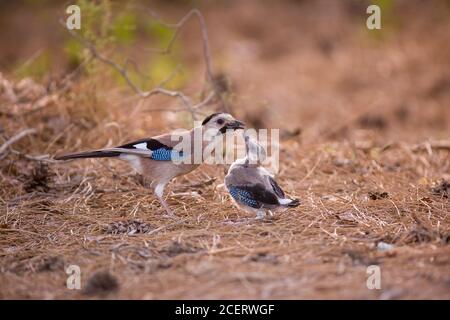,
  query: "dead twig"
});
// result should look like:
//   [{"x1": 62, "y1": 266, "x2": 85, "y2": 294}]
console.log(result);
[
  {"x1": 142, "y1": 9, "x2": 229, "y2": 113},
  {"x1": 62, "y1": 20, "x2": 199, "y2": 120},
  {"x1": 60, "y1": 8, "x2": 226, "y2": 122},
  {"x1": 411, "y1": 140, "x2": 450, "y2": 153},
  {"x1": 9, "y1": 148, "x2": 59, "y2": 163},
  {"x1": 0, "y1": 128, "x2": 37, "y2": 155}
]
